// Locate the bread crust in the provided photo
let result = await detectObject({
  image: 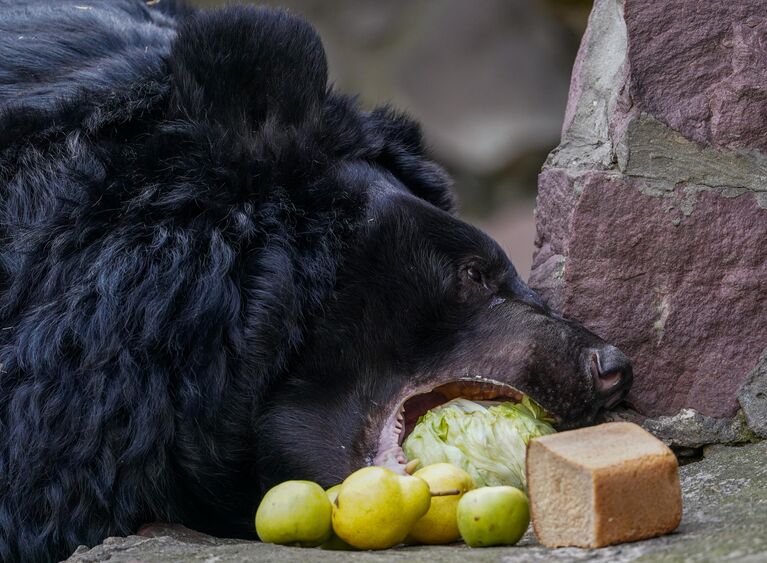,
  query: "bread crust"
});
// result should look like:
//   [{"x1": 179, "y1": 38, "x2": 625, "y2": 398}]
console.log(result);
[{"x1": 527, "y1": 422, "x2": 682, "y2": 548}]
